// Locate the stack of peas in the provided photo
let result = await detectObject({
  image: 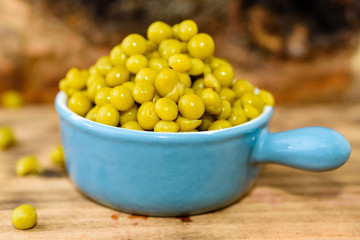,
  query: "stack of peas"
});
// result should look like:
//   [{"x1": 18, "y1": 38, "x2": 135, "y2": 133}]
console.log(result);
[{"x1": 59, "y1": 20, "x2": 274, "y2": 132}]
